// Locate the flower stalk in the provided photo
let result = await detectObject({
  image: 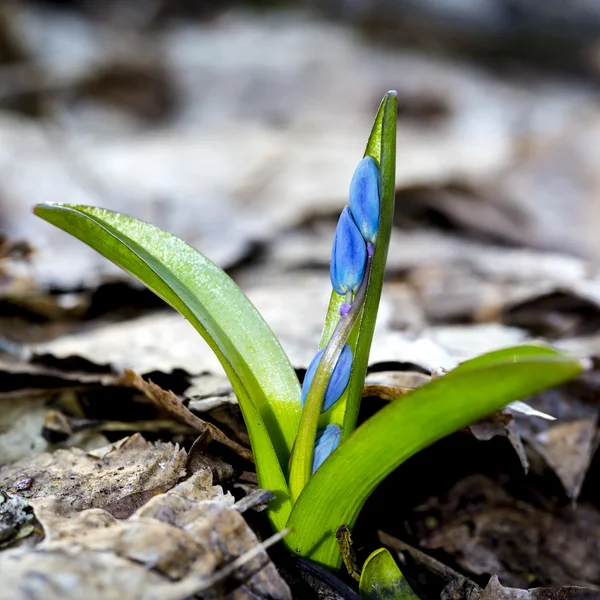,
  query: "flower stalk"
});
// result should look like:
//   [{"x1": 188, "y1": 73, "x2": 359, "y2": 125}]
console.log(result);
[{"x1": 289, "y1": 246, "x2": 375, "y2": 500}]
